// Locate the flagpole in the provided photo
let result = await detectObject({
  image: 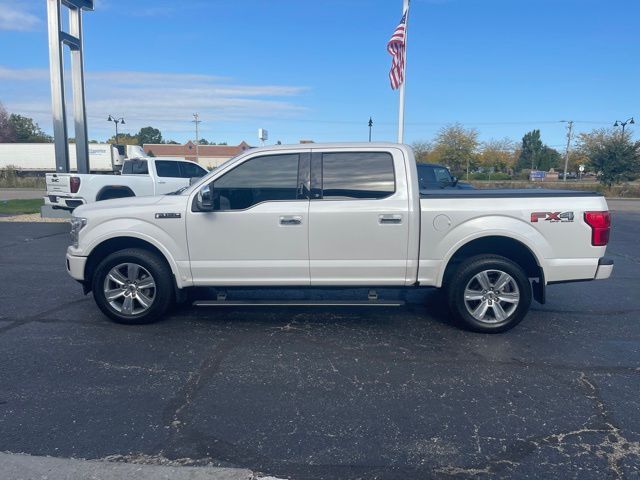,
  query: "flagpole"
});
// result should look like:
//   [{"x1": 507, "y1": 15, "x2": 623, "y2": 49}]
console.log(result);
[{"x1": 397, "y1": 0, "x2": 410, "y2": 143}]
